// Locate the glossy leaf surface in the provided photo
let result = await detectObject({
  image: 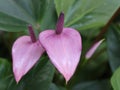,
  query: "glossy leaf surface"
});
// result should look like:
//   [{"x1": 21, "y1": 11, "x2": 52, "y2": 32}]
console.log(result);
[
  {"x1": 54, "y1": 0, "x2": 120, "y2": 30},
  {"x1": 106, "y1": 25, "x2": 120, "y2": 72}
]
